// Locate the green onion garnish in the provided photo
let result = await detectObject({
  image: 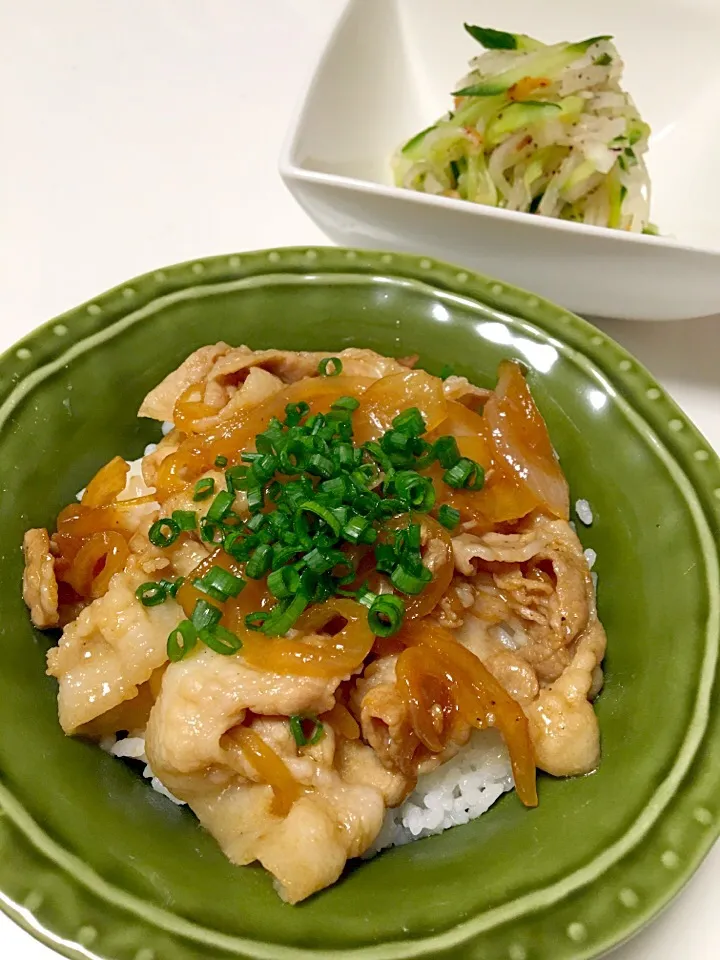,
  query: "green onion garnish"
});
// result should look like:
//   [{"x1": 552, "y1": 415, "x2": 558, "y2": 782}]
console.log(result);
[
  {"x1": 225, "y1": 466, "x2": 249, "y2": 494},
  {"x1": 443, "y1": 458, "x2": 484, "y2": 490},
  {"x1": 392, "y1": 471, "x2": 436, "y2": 510},
  {"x1": 392, "y1": 407, "x2": 426, "y2": 437},
  {"x1": 298, "y1": 500, "x2": 342, "y2": 537},
  {"x1": 285, "y1": 401, "x2": 310, "y2": 426},
  {"x1": 193, "y1": 477, "x2": 215, "y2": 501},
  {"x1": 191, "y1": 599, "x2": 222, "y2": 632},
  {"x1": 206, "y1": 490, "x2": 234, "y2": 523},
  {"x1": 368, "y1": 594, "x2": 405, "y2": 637},
  {"x1": 159, "y1": 576, "x2": 184, "y2": 598},
  {"x1": 135, "y1": 581, "x2": 167, "y2": 606},
  {"x1": 289, "y1": 715, "x2": 325, "y2": 747},
  {"x1": 244, "y1": 611, "x2": 268, "y2": 631},
  {"x1": 167, "y1": 621, "x2": 198, "y2": 662},
  {"x1": 198, "y1": 625, "x2": 242, "y2": 656},
  {"x1": 434, "y1": 436, "x2": 461, "y2": 469},
  {"x1": 261, "y1": 591, "x2": 309, "y2": 636},
  {"x1": 245, "y1": 543, "x2": 273, "y2": 580},
  {"x1": 199, "y1": 517, "x2": 225, "y2": 544},
  {"x1": 193, "y1": 565, "x2": 245, "y2": 602},
  {"x1": 438, "y1": 504, "x2": 461, "y2": 530},
  {"x1": 391, "y1": 563, "x2": 433, "y2": 595},
  {"x1": 247, "y1": 483, "x2": 265, "y2": 514},
  {"x1": 356, "y1": 585, "x2": 378, "y2": 609},
  {"x1": 267, "y1": 566, "x2": 301, "y2": 599},
  {"x1": 214, "y1": 455, "x2": 228, "y2": 468},
  {"x1": 318, "y1": 357, "x2": 342, "y2": 377},
  {"x1": 439, "y1": 364, "x2": 454, "y2": 380},
  {"x1": 172, "y1": 509, "x2": 197, "y2": 532},
  {"x1": 331, "y1": 396, "x2": 360, "y2": 413},
  {"x1": 148, "y1": 518, "x2": 180, "y2": 548}
]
